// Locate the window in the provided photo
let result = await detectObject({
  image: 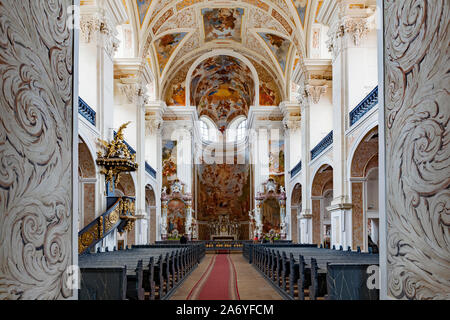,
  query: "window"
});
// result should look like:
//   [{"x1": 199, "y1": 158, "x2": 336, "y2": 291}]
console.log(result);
[
  {"x1": 236, "y1": 120, "x2": 247, "y2": 141},
  {"x1": 227, "y1": 118, "x2": 247, "y2": 142},
  {"x1": 199, "y1": 120, "x2": 209, "y2": 141}
]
